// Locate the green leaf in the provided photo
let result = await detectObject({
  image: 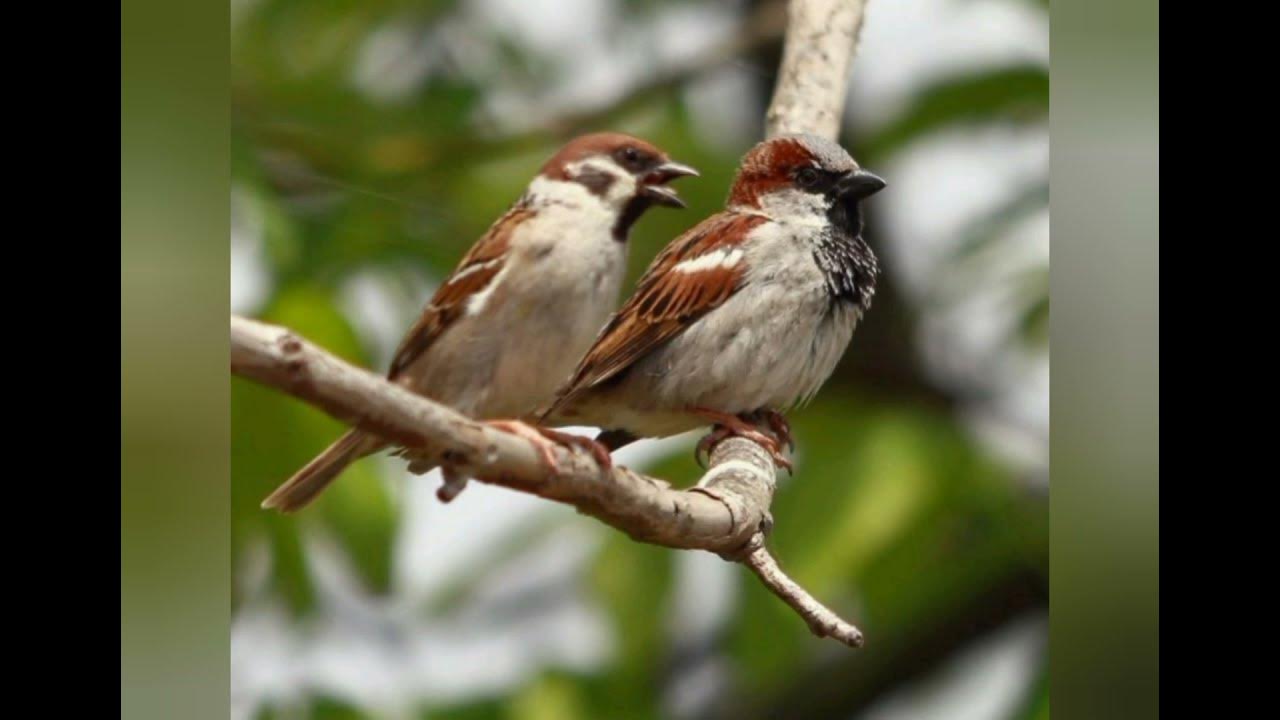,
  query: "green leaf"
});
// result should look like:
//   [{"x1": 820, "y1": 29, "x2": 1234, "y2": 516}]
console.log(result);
[
  {"x1": 1018, "y1": 293, "x2": 1050, "y2": 347},
  {"x1": 1018, "y1": 664, "x2": 1051, "y2": 720},
  {"x1": 726, "y1": 396, "x2": 1046, "y2": 696},
  {"x1": 430, "y1": 696, "x2": 506, "y2": 720},
  {"x1": 509, "y1": 673, "x2": 590, "y2": 720},
  {"x1": 861, "y1": 65, "x2": 1049, "y2": 163},
  {"x1": 232, "y1": 285, "x2": 395, "y2": 611},
  {"x1": 951, "y1": 181, "x2": 1049, "y2": 263},
  {"x1": 581, "y1": 535, "x2": 674, "y2": 720}
]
